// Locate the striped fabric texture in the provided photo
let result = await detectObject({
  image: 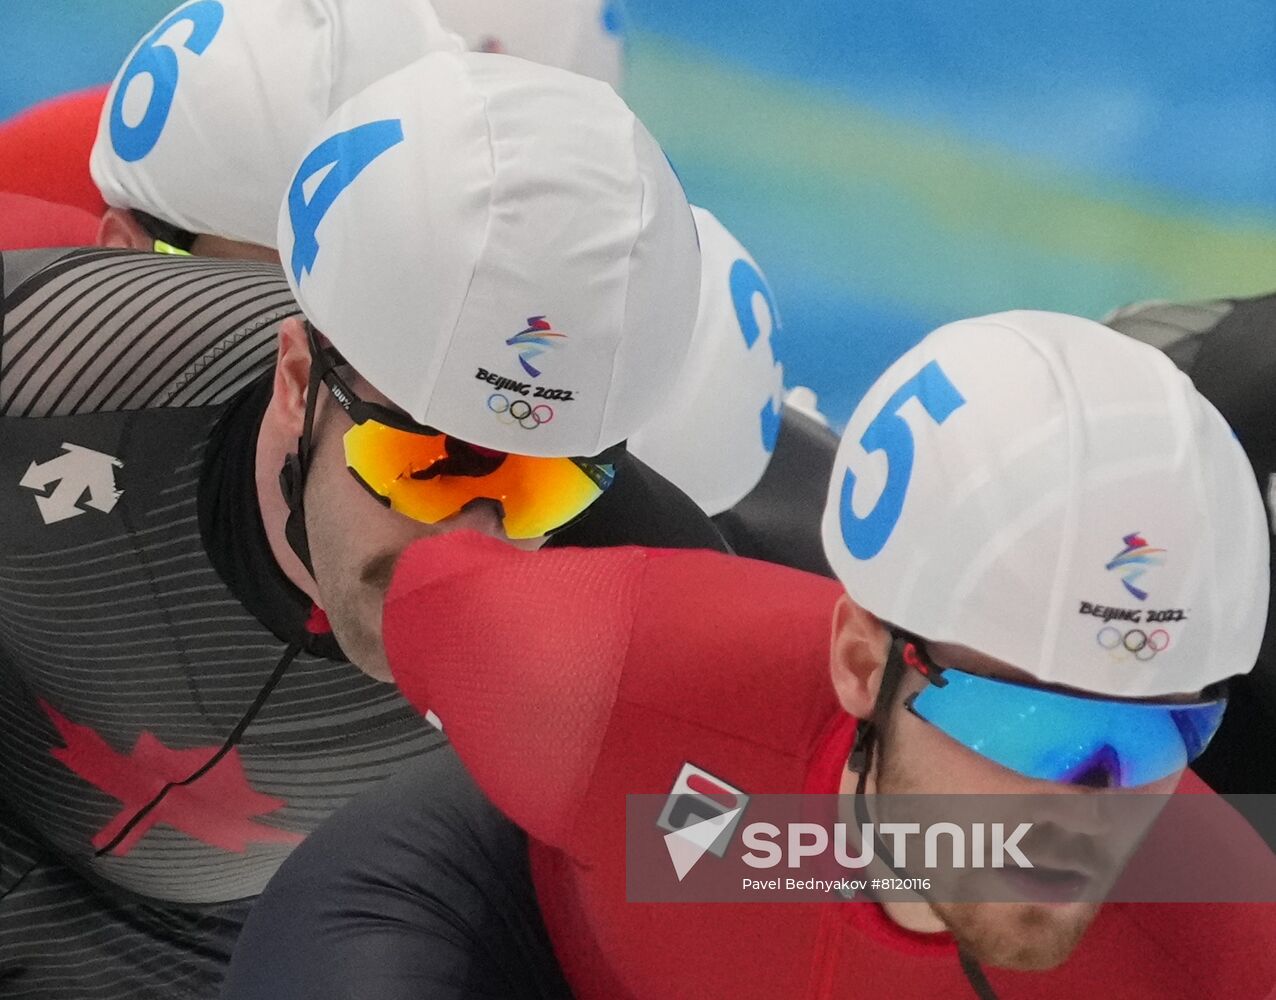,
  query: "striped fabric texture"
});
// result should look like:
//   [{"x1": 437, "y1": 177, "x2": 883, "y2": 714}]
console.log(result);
[{"x1": 0, "y1": 249, "x2": 442, "y2": 997}]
